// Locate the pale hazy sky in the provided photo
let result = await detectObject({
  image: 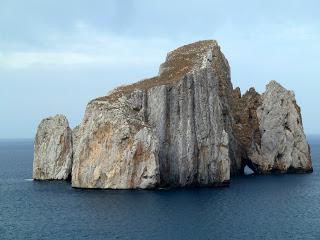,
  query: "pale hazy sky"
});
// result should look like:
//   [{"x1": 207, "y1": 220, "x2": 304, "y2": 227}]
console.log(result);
[{"x1": 0, "y1": 0, "x2": 319, "y2": 138}]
